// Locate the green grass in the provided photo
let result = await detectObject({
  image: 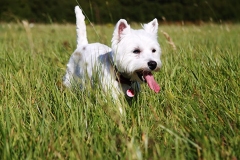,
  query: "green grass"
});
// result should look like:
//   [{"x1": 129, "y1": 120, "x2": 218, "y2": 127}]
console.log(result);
[{"x1": 0, "y1": 22, "x2": 239, "y2": 159}]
